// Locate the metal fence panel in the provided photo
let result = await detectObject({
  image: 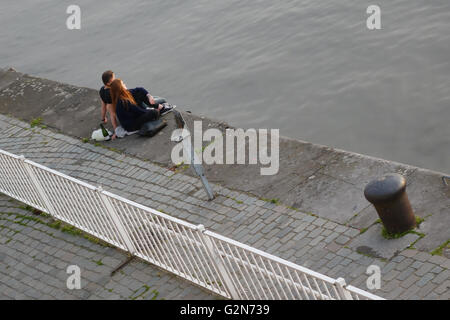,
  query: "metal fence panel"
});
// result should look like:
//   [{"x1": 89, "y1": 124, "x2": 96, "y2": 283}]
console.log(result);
[
  {"x1": 105, "y1": 194, "x2": 230, "y2": 297},
  {"x1": 0, "y1": 151, "x2": 46, "y2": 211},
  {"x1": 204, "y1": 230, "x2": 343, "y2": 300}
]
